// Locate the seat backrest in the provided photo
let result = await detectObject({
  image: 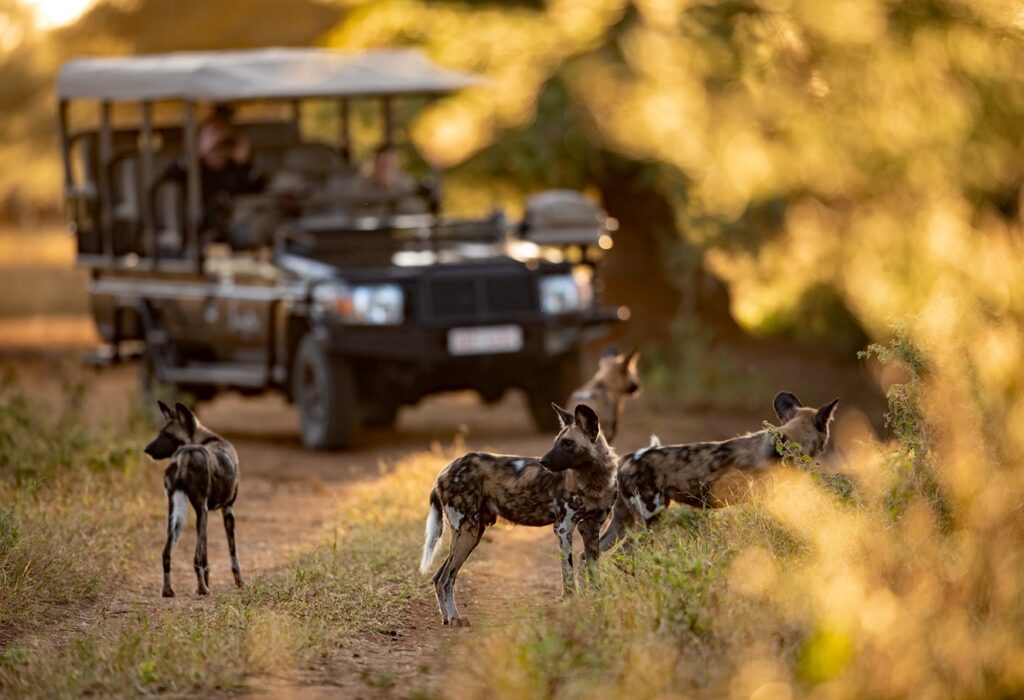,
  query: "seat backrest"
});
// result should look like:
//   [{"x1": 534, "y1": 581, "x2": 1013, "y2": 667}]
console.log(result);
[
  {"x1": 282, "y1": 143, "x2": 344, "y2": 178},
  {"x1": 153, "y1": 180, "x2": 184, "y2": 256},
  {"x1": 111, "y1": 156, "x2": 140, "y2": 220}
]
